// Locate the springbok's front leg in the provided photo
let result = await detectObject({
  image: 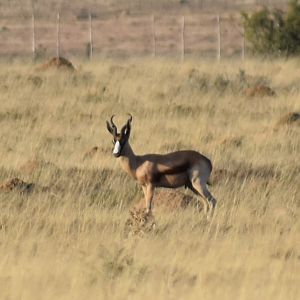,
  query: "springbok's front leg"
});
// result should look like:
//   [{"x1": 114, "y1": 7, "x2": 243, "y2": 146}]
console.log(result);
[{"x1": 142, "y1": 184, "x2": 154, "y2": 213}]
